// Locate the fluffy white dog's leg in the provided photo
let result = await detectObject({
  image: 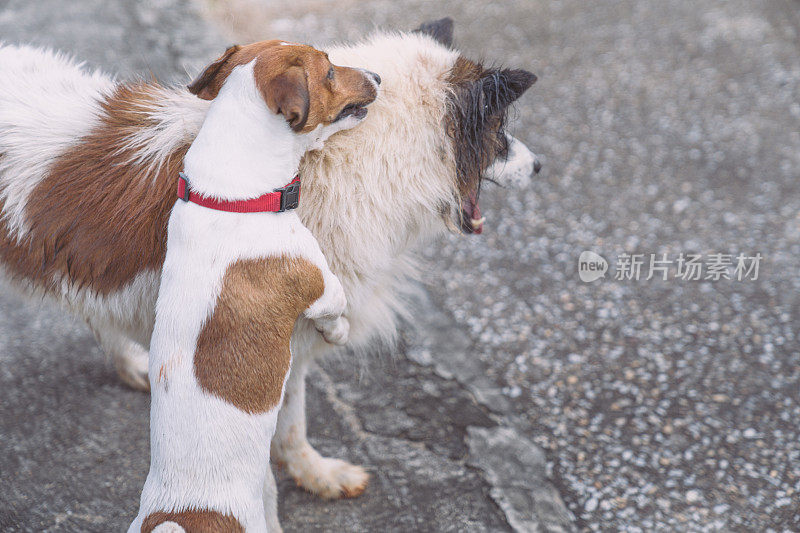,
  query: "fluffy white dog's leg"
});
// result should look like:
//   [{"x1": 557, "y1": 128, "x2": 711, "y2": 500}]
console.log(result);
[
  {"x1": 88, "y1": 319, "x2": 150, "y2": 391},
  {"x1": 271, "y1": 357, "x2": 369, "y2": 499}
]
